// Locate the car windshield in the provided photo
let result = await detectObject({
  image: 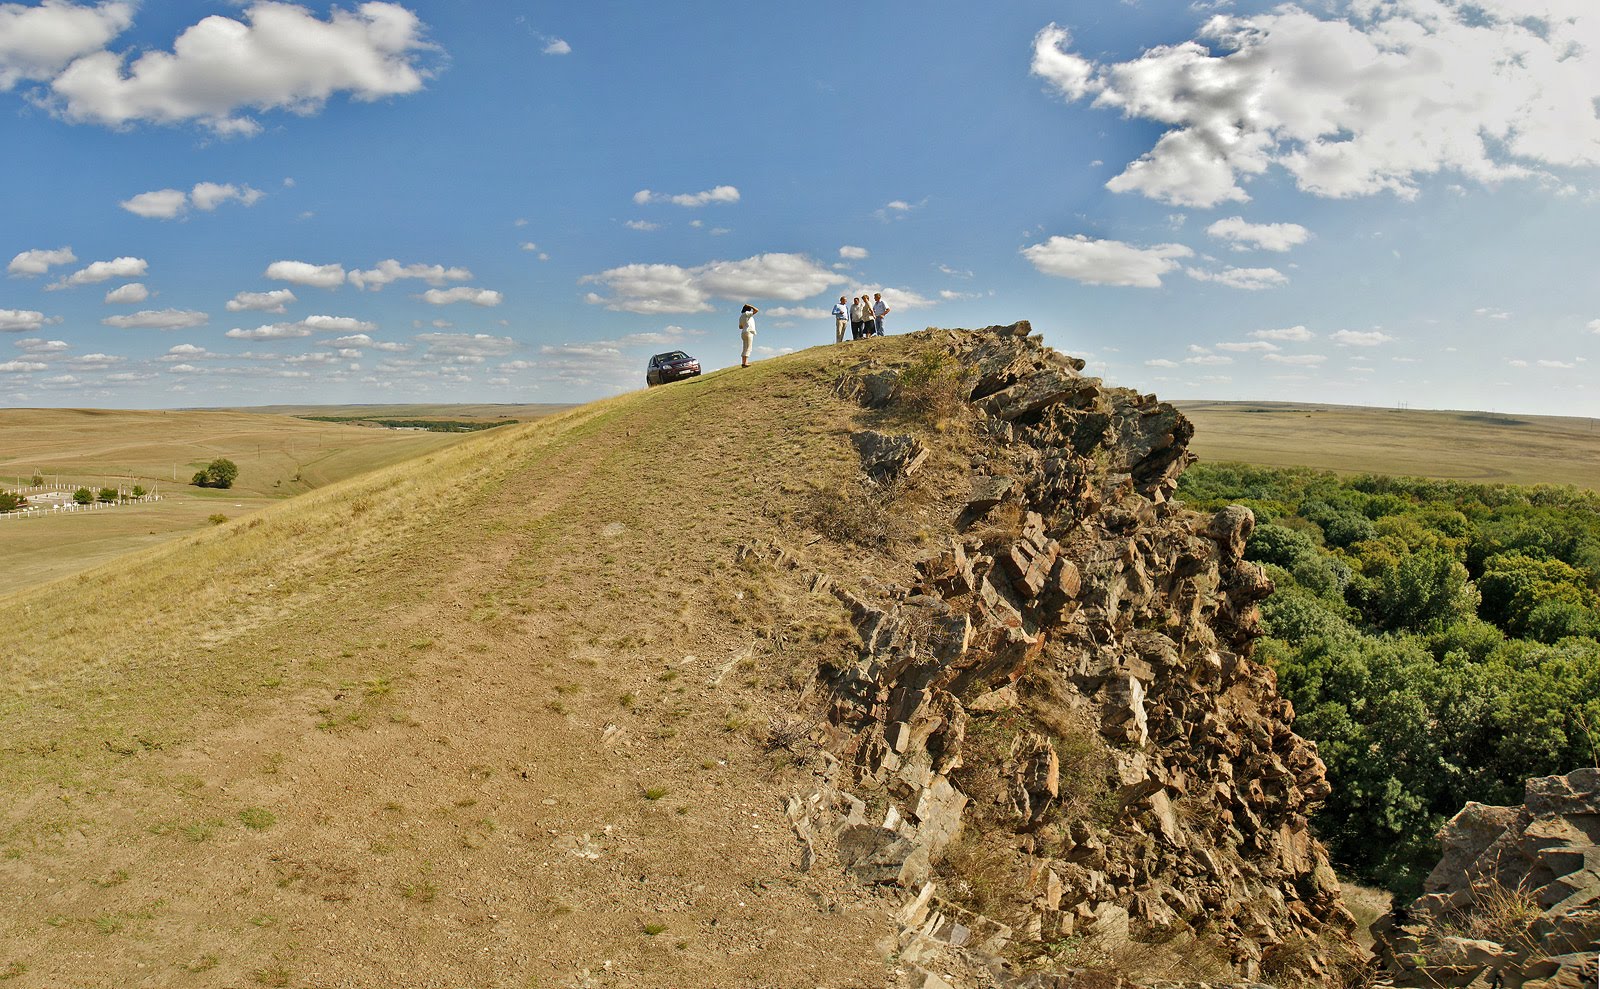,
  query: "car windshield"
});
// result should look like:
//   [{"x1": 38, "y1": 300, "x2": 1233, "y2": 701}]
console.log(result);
[{"x1": 654, "y1": 351, "x2": 690, "y2": 362}]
